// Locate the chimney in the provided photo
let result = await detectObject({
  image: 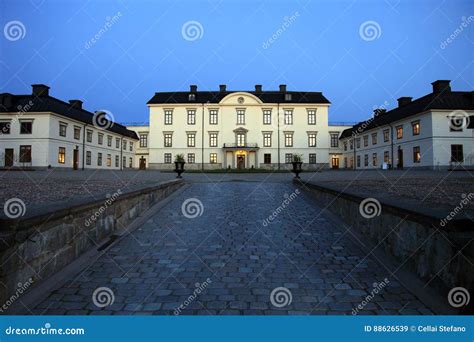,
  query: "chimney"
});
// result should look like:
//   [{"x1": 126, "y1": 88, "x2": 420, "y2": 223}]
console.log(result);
[
  {"x1": 397, "y1": 97, "x2": 412, "y2": 107},
  {"x1": 32, "y1": 84, "x2": 50, "y2": 97},
  {"x1": 255, "y1": 84, "x2": 262, "y2": 92},
  {"x1": 279, "y1": 84, "x2": 287, "y2": 92},
  {"x1": 219, "y1": 84, "x2": 226, "y2": 92},
  {"x1": 431, "y1": 80, "x2": 451, "y2": 94},
  {"x1": 190, "y1": 85, "x2": 197, "y2": 93},
  {"x1": 0, "y1": 94, "x2": 13, "y2": 109},
  {"x1": 69, "y1": 100, "x2": 83, "y2": 109}
]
